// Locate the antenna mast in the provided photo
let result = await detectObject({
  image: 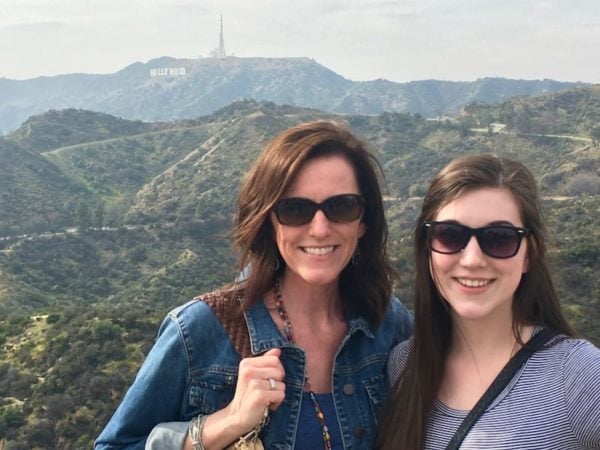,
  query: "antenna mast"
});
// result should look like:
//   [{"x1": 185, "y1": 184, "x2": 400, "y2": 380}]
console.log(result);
[{"x1": 217, "y1": 15, "x2": 226, "y2": 58}]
